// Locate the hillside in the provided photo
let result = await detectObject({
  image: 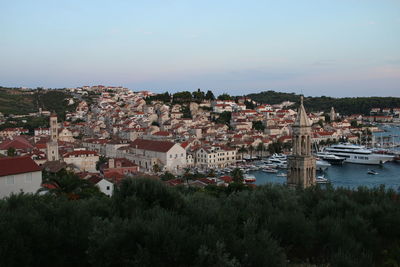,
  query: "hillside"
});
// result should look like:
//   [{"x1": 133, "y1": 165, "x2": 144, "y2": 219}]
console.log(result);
[
  {"x1": 246, "y1": 90, "x2": 400, "y2": 115},
  {"x1": 0, "y1": 87, "x2": 76, "y2": 118}
]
